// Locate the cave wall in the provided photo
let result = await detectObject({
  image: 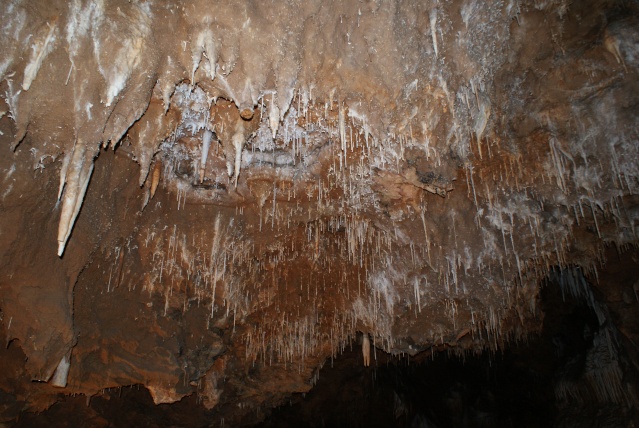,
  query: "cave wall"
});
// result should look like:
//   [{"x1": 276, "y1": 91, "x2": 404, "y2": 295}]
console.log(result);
[{"x1": 0, "y1": 0, "x2": 638, "y2": 425}]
